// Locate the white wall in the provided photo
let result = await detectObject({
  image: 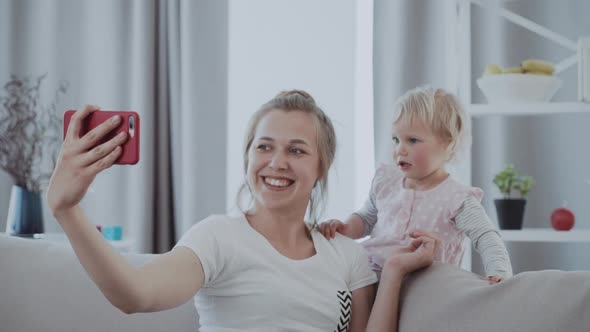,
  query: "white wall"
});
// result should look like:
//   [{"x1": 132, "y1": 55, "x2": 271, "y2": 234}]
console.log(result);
[
  {"x1": 0, "y1": 0, "x2": 228, "y2": 249},
  {"x1": 0, "y1": 0, "x2": 374, "y2": 235},
  {"x1": 226, "y1": 0, "x2": 374, "y2": 220}
]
